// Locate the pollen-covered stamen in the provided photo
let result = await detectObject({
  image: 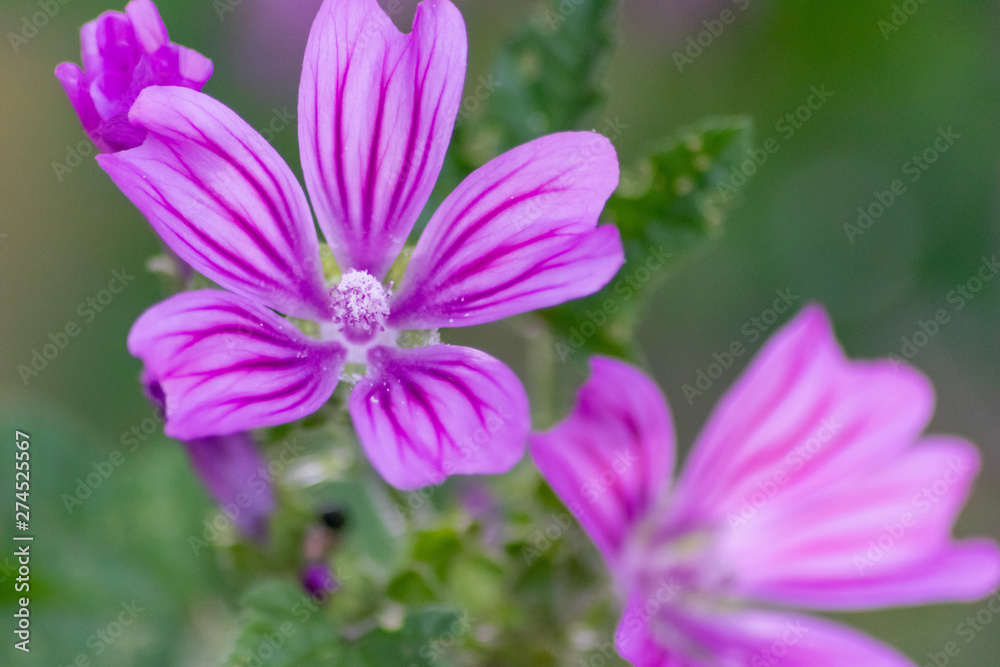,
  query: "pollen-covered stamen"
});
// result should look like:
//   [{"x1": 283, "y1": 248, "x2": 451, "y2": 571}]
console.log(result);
[{"x1": 330, "y1": 270, "x2": 391, "y2": 343}]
